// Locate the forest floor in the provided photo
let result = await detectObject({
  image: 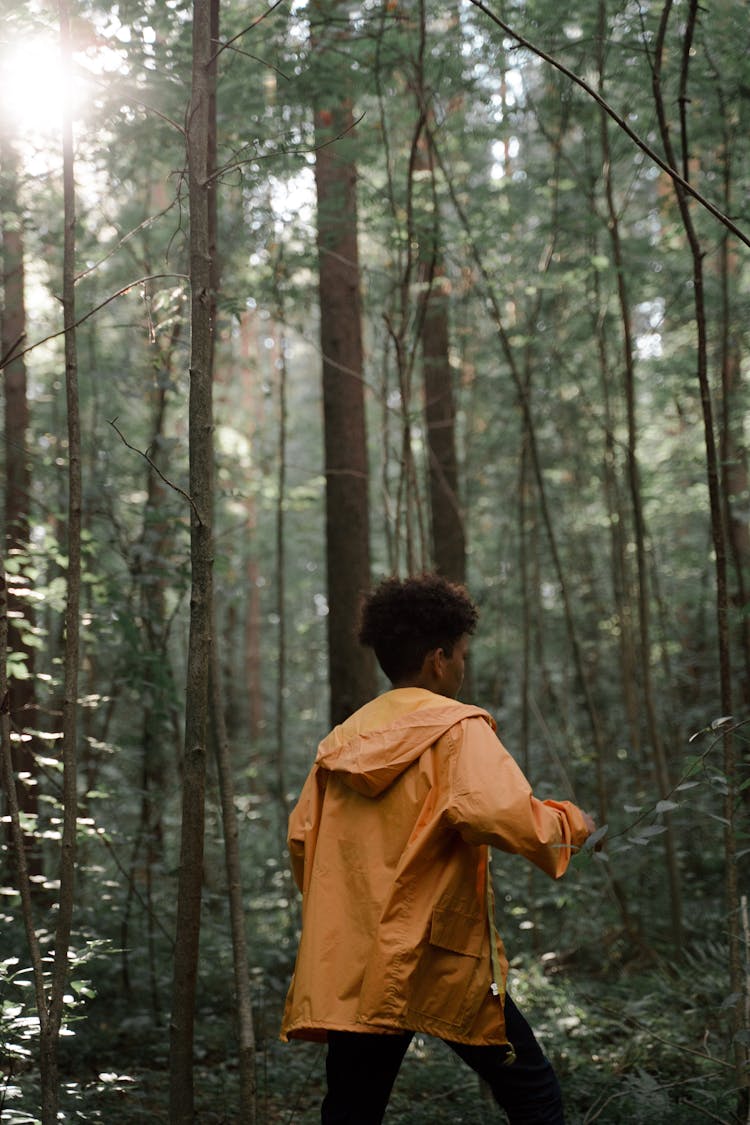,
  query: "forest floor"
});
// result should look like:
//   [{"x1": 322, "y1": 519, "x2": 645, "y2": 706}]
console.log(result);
[{"x1": 2, "y1": 952, "x2": 741, "y2": 1124}]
